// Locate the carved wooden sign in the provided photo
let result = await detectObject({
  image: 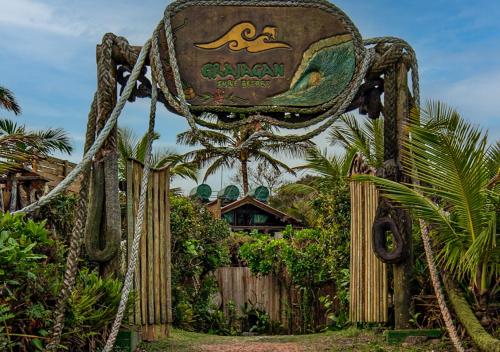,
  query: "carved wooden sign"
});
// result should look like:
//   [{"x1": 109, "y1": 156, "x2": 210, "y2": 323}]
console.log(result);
[{"x1": 162, "y1": 1, "x2": 363, "y2": 114}]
